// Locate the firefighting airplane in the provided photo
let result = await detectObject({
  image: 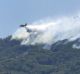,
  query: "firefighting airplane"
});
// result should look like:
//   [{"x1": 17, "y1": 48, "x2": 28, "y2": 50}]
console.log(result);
[{"x1": 20, "y1": 23, "x2": 33, "y2": 32}]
